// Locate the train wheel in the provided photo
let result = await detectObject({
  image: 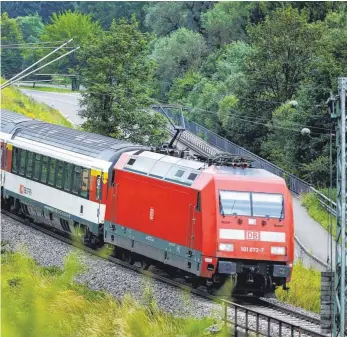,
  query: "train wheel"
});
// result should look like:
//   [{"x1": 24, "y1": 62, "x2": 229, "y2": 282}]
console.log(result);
[
  {"x1": 122, "y1": 251, "x2": 135, "y2": 265},
  {"x1": 140, "y1": 260, "x2": 150, "y2": 270}
]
